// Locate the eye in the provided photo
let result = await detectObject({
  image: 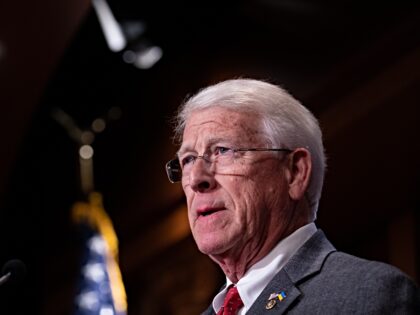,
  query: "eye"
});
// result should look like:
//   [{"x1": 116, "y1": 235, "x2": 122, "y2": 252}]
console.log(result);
[
  {"x1": 180, "y1": 155, "x2": 196, "y2": 167},
  {"x1": 214, "y1": 146, "x2": 234, "y2": 155}
]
